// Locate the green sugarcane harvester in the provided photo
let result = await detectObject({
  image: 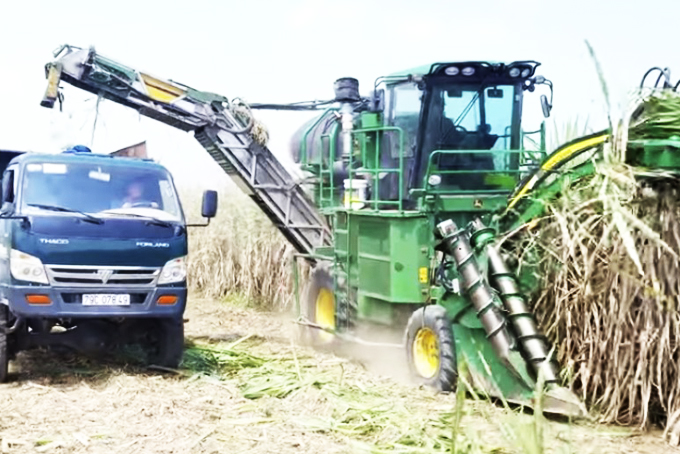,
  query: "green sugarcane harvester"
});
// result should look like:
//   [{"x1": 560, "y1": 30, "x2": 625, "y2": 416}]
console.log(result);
[{"x1": 39, "y1": 45, "x2": 680, "y2": 418}]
